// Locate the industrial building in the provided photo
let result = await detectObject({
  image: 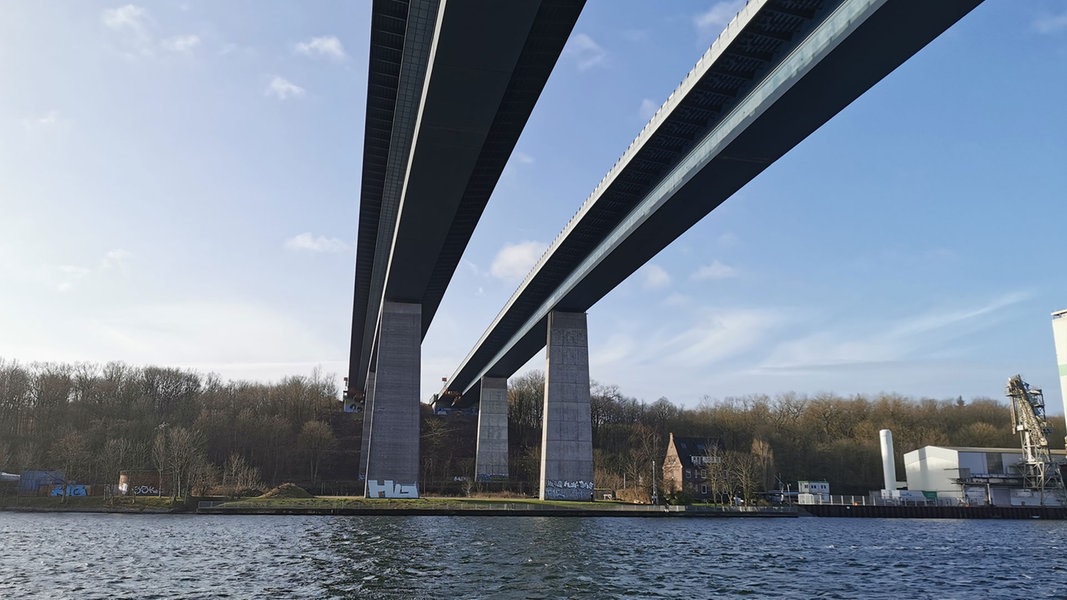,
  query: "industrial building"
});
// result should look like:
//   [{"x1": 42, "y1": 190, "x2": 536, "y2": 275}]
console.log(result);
[
  {"x1": 816, "y1": 312, "x2": 1067, "y2": 511},
  {"x1": 904, "y1": 445, "x2": 1067, "y2": 506},
  {"x1": 1053, "y1": 309, "x2": 1067, "y2": 414},
  {"x1": 895, "y1": 362, "x2": 1067, "y2": 507}
]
